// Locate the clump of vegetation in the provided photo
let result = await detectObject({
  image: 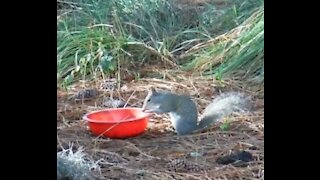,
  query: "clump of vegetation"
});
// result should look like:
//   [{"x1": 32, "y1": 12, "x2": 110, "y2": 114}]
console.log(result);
[
  {"x1": 57, "y1": 146, "x2": 101, "y2": 179},
  {"x1": 57, "y1": 0, "x2": 264, "y2": 87},
  {"x1": 184, "y1": 6, "x2": 264, "y2": 83}
]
